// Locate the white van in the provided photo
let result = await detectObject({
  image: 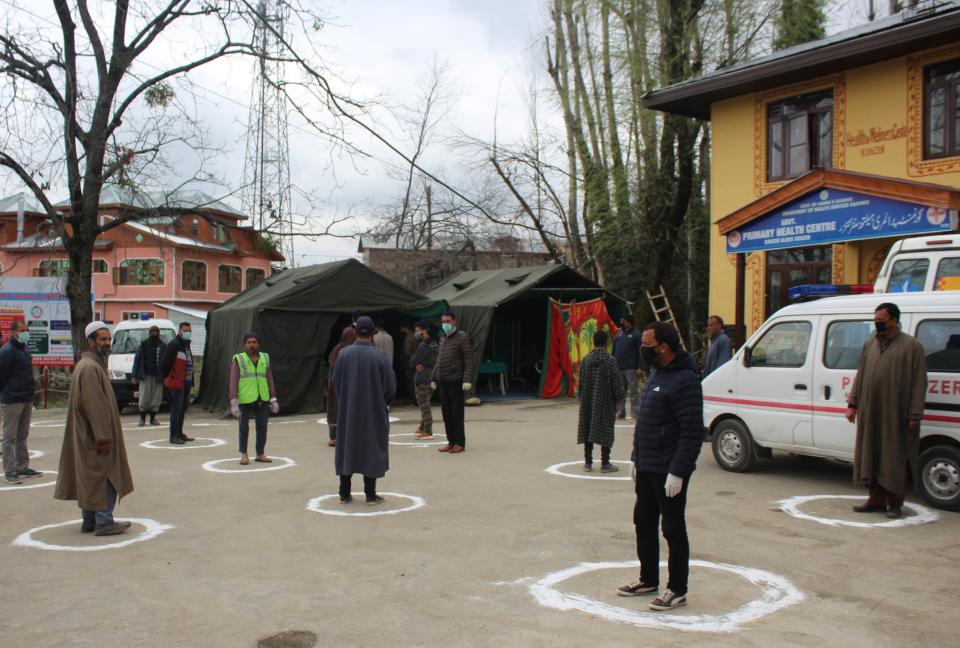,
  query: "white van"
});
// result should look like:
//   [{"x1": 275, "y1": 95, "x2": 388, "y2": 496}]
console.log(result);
[
  {"x1": 703, "y1": 292, "x2": 960, "y2": 510},
  {"x1": 873, "y1": 233, "x2": 960, "y2": 292},
  {"x1": 108, "y1": 318, "x2": 177, "y2": 411}
]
